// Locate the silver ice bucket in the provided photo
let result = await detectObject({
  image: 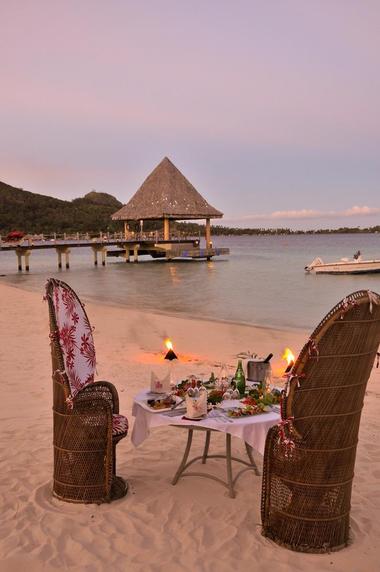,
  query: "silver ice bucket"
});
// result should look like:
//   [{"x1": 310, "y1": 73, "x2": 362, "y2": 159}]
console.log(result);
[{"x1": 247, "y1": 359, "x2": 271, "y2": 390}]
